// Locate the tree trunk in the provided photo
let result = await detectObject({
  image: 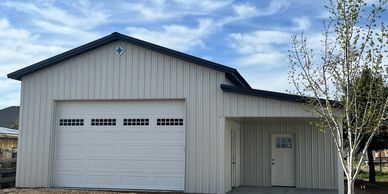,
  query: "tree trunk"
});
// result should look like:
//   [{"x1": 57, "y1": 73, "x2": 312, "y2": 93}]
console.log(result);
[
  {"x1": 367, "y1": 148, "x2": 376, "y2": 183},
  {"x1": 347, "y1": 178, "x2": 355, "y2": 194}
]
